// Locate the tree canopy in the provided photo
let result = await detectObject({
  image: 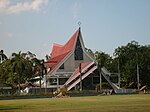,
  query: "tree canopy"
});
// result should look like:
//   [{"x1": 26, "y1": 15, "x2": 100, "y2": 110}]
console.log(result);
[
  {"x1": 86, "y1": 41, "x2": 150, "y2": 87},
  {"x1": 0, "y1": 51, "x2": 43, "y2": 87}
]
